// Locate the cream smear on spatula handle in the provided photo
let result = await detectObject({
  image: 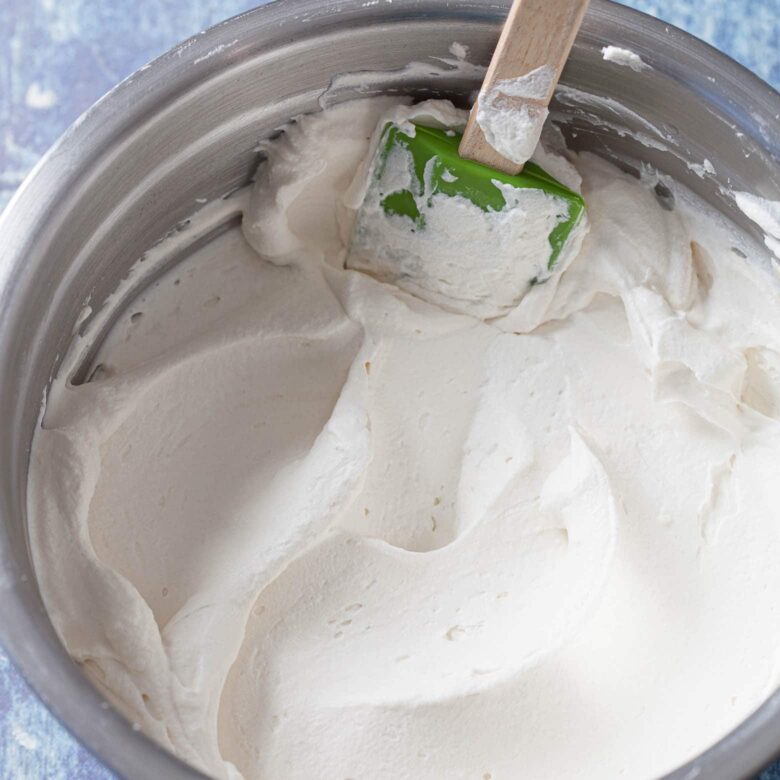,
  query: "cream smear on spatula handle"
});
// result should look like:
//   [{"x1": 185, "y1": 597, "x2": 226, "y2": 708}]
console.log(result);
[{"x1": 460, "y1": 0, "x2": 590, "y2": 173}]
